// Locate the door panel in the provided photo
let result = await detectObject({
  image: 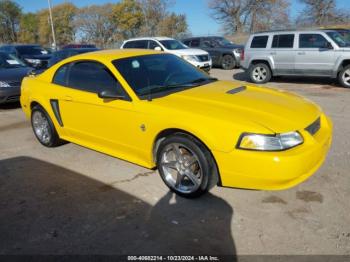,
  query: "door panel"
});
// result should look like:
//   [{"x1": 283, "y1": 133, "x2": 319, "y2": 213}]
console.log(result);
[
  {"x1": 58, "y1": 87, "x2": 149, "y2": 165},
  {"x1": 270, "y1": 34, "x2": 296, "y2": 74},
  {"x1": 51, "y1": 60, "x2": 151, "y2": 166},
  {"x1": 295, "y1": 34, "x2": 335, "y2": 76},
  {"x1": 271, "y1": 50, "x2": 295, "y2": 75}
]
